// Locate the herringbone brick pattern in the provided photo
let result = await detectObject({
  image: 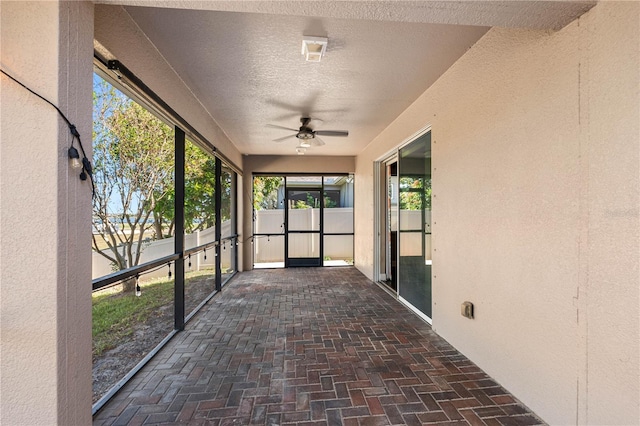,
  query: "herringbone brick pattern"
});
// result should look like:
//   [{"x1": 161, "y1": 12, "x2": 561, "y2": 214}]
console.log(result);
[{"x1": 94, "y1": 267, "x2": 544, "y2": 425}]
